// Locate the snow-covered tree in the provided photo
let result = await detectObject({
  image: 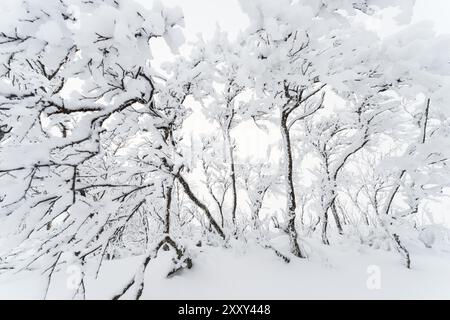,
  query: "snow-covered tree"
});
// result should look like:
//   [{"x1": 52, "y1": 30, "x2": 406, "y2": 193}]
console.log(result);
[
  {"x1": 233, "y1": 0, "x2": 412, "y2": 258},
  {"x1": 0, "y1": 0, "x2": 196, "y2": 299},
  {"x1": 1, "y1": 0, "x2": 450, "y2": 299}
]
